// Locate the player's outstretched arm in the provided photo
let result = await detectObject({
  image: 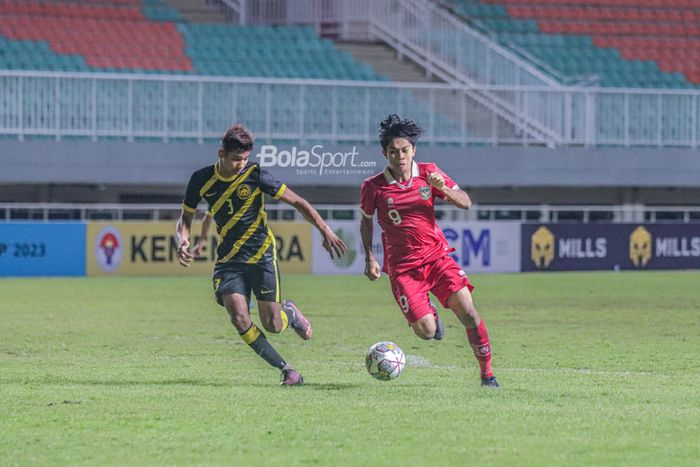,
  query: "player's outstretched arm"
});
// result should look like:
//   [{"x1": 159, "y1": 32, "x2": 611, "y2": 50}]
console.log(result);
[
  {"x1": 176, "y1": 210, "x2": 195, "y2": 267},
  {"x1": 279, "y1": 188, "x2": 347, "y2": 259},
  {"x1": 428, "y1": 172, "x2": 472, "y2": 209},
  {"x1": 360, "y1": 214, "x2": 381, "y2": 281},
  {"x1": 193, "y1": 211, "x2": 212, "y2": 258}
]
